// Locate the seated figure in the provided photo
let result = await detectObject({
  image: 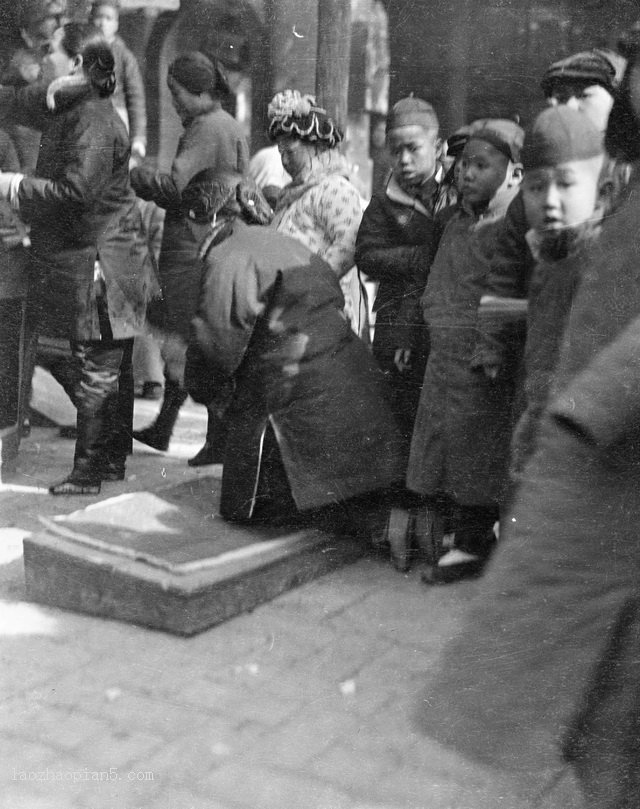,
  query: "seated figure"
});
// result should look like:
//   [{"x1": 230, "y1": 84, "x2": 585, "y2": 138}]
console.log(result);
[{"x1": 183, "y1": 170, "x2": 404, "y2": 533}]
